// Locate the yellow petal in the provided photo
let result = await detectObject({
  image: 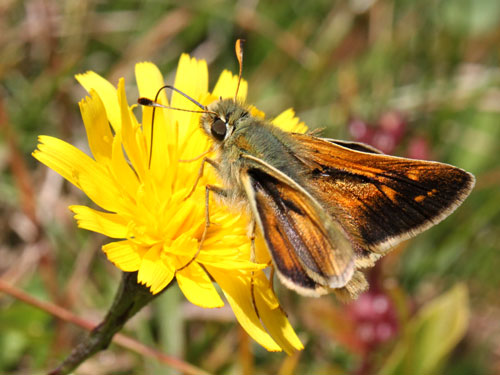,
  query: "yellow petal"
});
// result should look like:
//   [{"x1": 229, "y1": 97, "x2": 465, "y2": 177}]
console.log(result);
[
  {"x1": 102, "y1": 240, "x2": 146, "y2": 271},
  {"x1": 172, "y1": 54, "x2": 208, "y2": 140},
  {"x1": 135, "y1": 62, "x2": 169, "y2": 105},
  {"x1": 254, "y1": 230, "x2": 272, "y2": 264},
  {"x1": 200, "y1": 257, "x2": 265, "y2": 271},
  {"x1": 70, "y1": 205, "x2": 130, "y2": 238},
  {"x1": 254, "y1": 272, "x2": 304, "y2": 354},
  {"x1": 116, "y1": 78, "x2": 148, "y2": 181},
  {"x1": 135, "y1": 62, "x2": 173, "y2": 176},
  {"x1": 174, "y1": 130, "x2": 212, "y2": 187},
  {"x1": 199, "y1": 246, "x2": 265, "y2": 271},
  {"x1": 167, "y1": 200, "x2": 203, "y2": 240},
  {"x1": 174, "y1": 54, "x2": 209, "y2": 104},
  {"x1": 212, "y1": 70, "x2": 248, "y2": 101},
  {"x1": 33, "y1": 136, "x2": 126, "y2": 213},
  {"x1": 79, "y1": 90, "x2": 113, "y2": 164},
  {"x1": 177, "y1": 262, "x2": 224, "y2": 308},
  {"x1": 110, "y1": 133, "x2": 140, "y2": 202},
  {"x1": 207, "y1": 267, "x2": 281, "y2": 352},
  {"x1": 138, "y1": 245, "x2": 175, "y2": 294},
  {"x1": 76, "y1": 71, "x2": 121, "y2": 132},
  {"x1": 248, "y1": 105, "x2": 265, "y2": 119},
  {"x1": 164, "y1": 232, "x2": 198, "y2": 258},
  {"x1": 272, "y1": 108, "x2": 308, "y2": 133}
]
